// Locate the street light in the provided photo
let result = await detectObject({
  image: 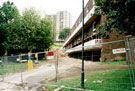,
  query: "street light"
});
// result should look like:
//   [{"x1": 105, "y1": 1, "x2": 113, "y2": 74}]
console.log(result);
[{"x1": 81, "y1": 0, "x2": 85, "y2": 89}]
